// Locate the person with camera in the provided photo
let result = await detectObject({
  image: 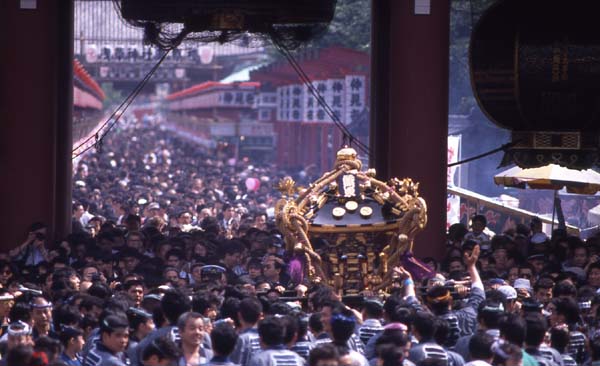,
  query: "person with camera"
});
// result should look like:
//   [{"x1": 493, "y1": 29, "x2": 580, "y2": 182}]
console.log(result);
[{"x1": 9, "y1": 222, "x2": 50, "y2": 267}]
